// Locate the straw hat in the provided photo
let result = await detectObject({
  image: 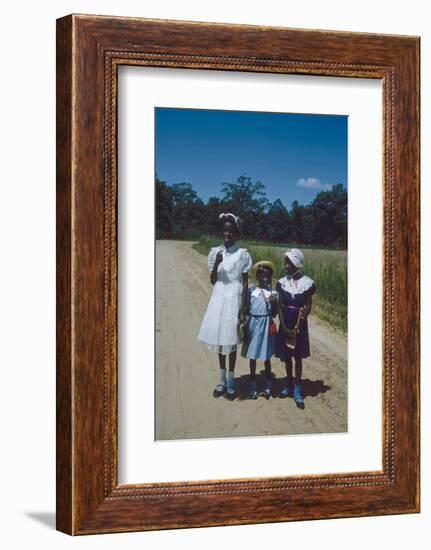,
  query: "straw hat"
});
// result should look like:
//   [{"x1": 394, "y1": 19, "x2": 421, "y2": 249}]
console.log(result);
[{"x1": 252, "y1": 260, "x2": 276, "y2": 277}]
